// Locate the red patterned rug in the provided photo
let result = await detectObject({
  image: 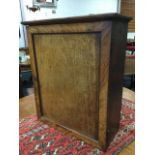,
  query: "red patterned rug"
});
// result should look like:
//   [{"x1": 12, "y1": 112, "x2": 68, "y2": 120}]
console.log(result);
[{"x1": 19, "y1": 98, "x2": 135, "y2": 155}]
